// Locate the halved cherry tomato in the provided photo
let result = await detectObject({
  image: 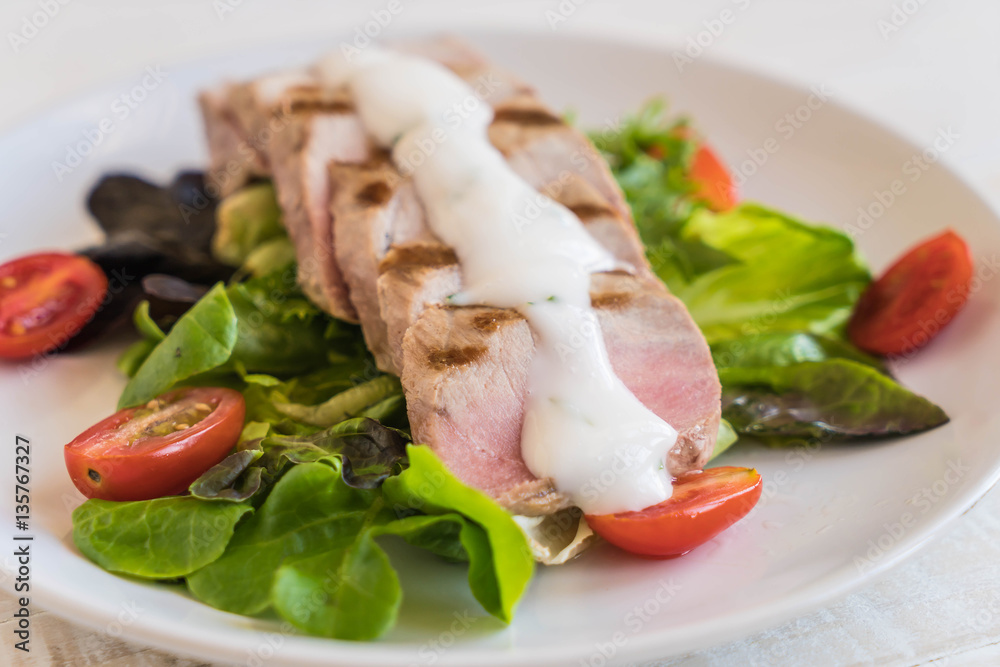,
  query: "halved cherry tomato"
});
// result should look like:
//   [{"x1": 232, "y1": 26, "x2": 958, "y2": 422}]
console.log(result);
[
  {"x1": 64, "y1": 387, "x2": 245, "y2": 501},
  {"x1": 0, "y1": 252, "x2": 107, "y2": 360},
  {"x1": 690, "y1": 144, "x2": 737, "y2": 211},
  {"x1": 586, "y1": 467, "x2": 762, "y2": 559},
  {"x1": 848, "y1": 229, "x2": 973, "y2": 356},
  {"x1": 647, "y1": 141, "x2": 737, "y2": 211}
]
